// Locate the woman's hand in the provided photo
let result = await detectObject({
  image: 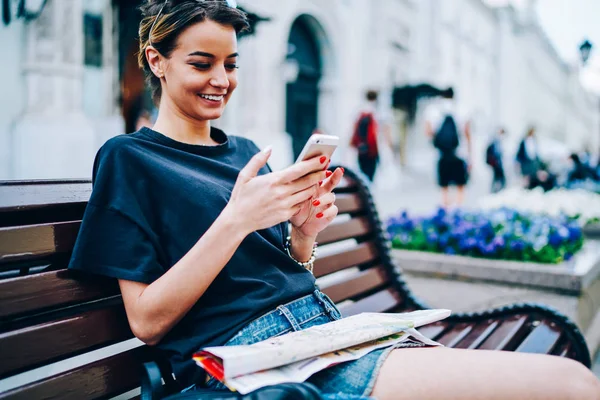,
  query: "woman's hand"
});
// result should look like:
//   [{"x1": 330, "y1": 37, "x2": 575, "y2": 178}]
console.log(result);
[
  {"x1": 289, "y1": 166, "x2": 344, "y2": 240},
  {"x1": 224, "y1": 148, "x2": 328, "y2": 236}
]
